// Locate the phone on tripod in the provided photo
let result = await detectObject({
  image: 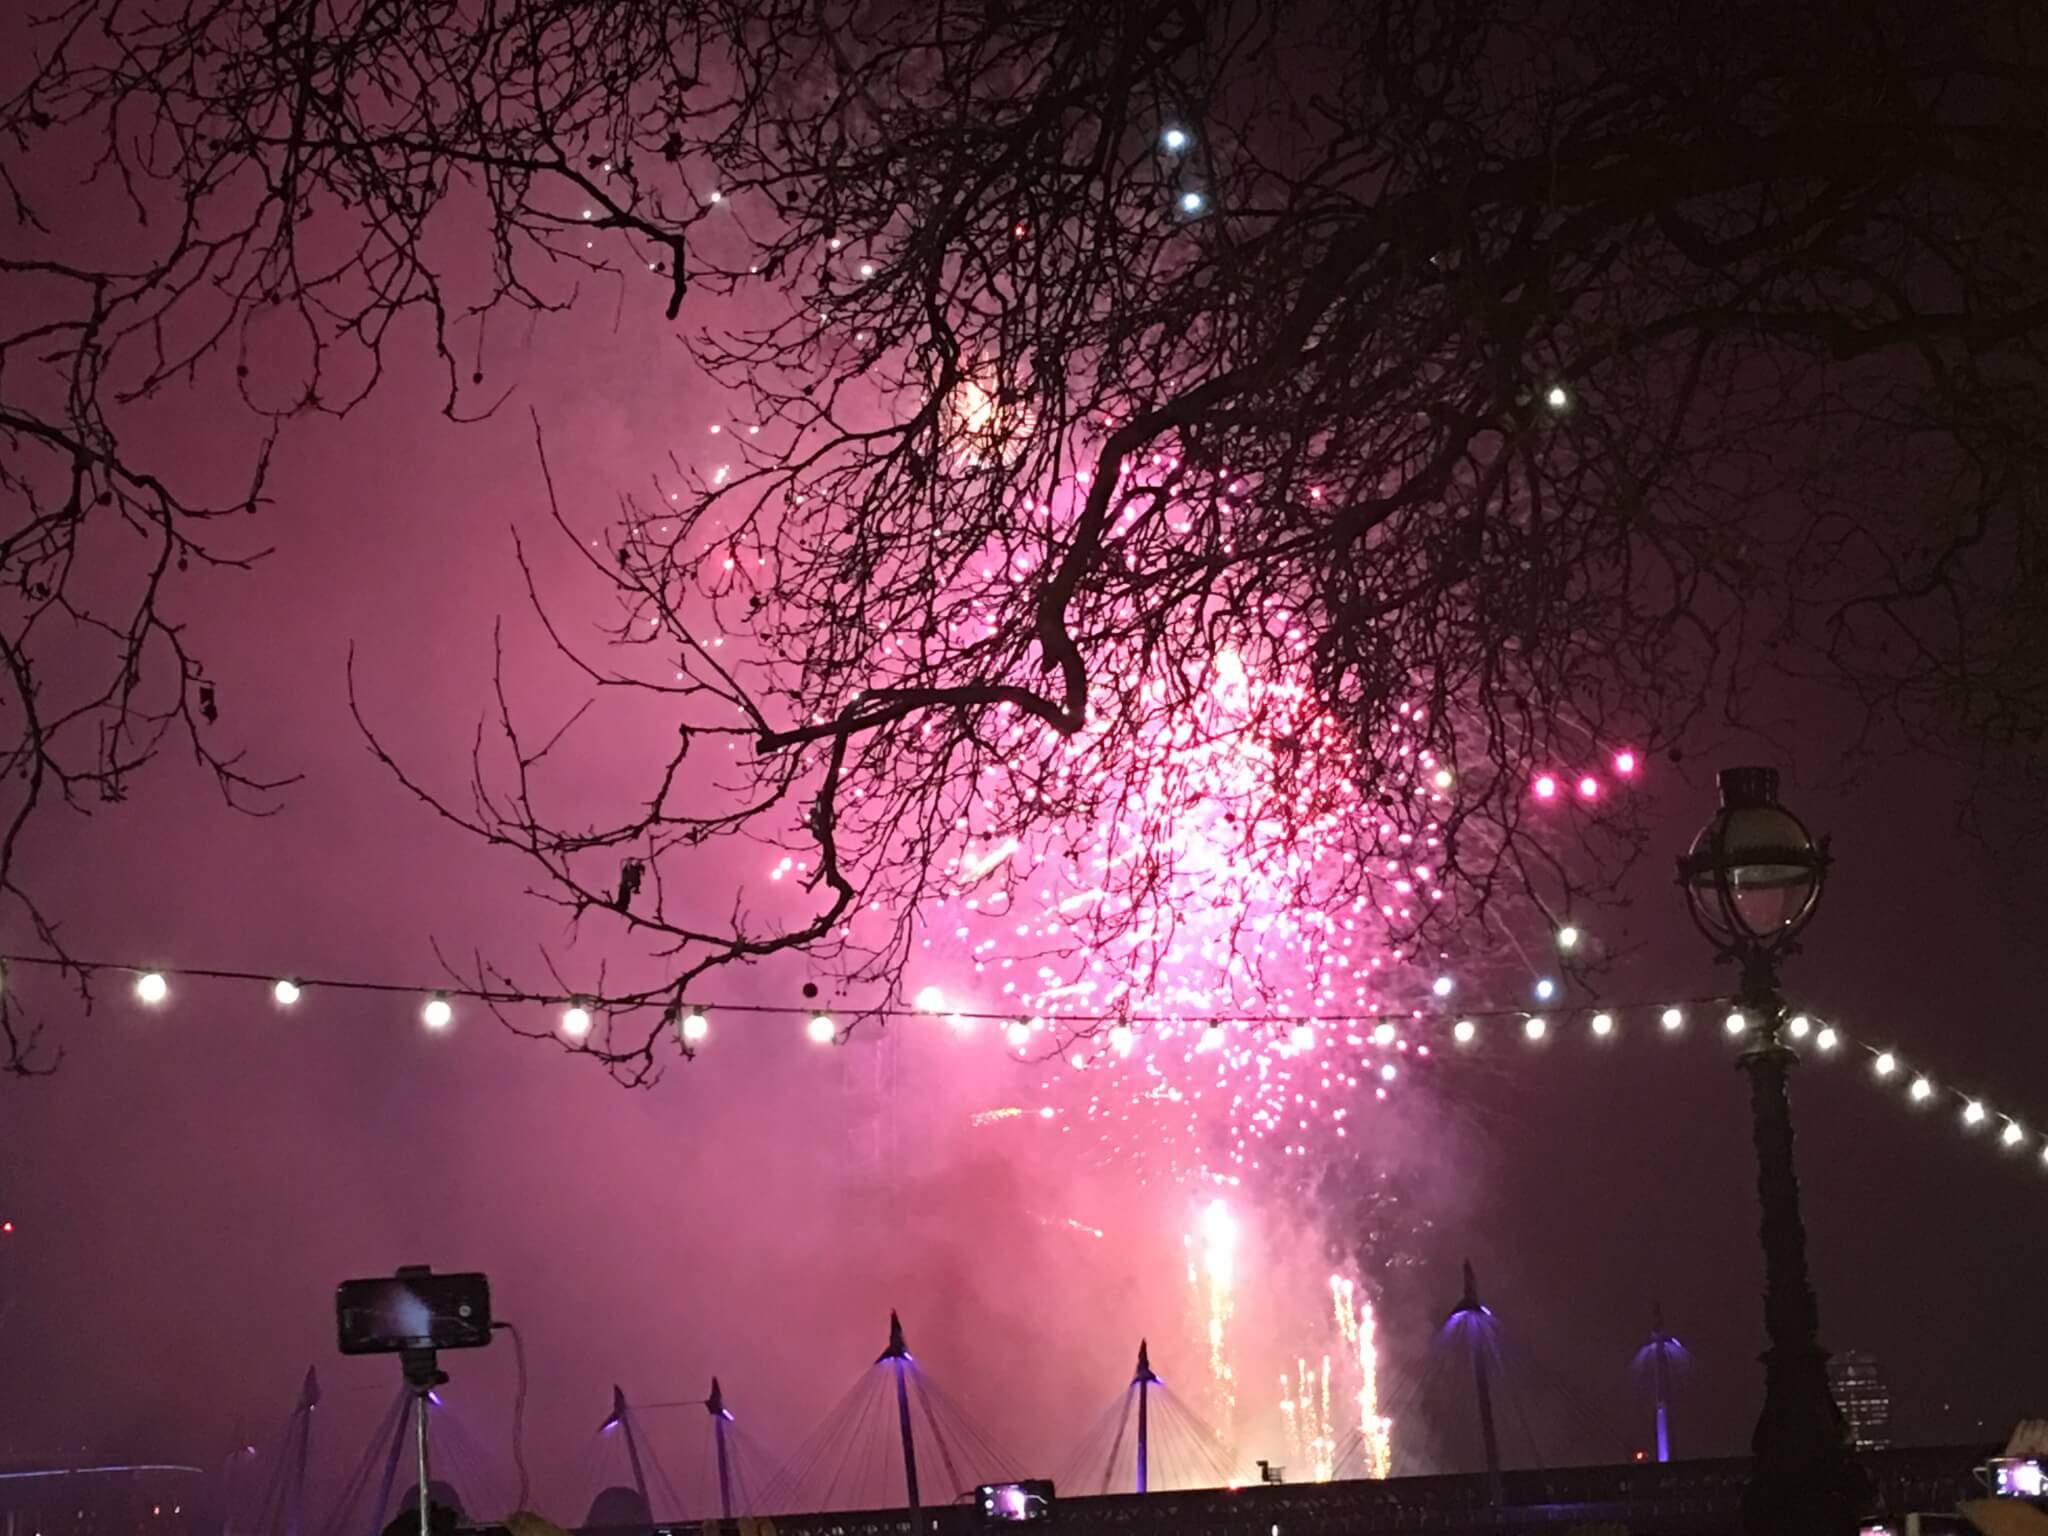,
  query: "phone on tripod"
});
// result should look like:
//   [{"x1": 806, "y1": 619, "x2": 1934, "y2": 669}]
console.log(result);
[{"x1": 336, "y1": 1271, "x2": 493, "y2": 1355}]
